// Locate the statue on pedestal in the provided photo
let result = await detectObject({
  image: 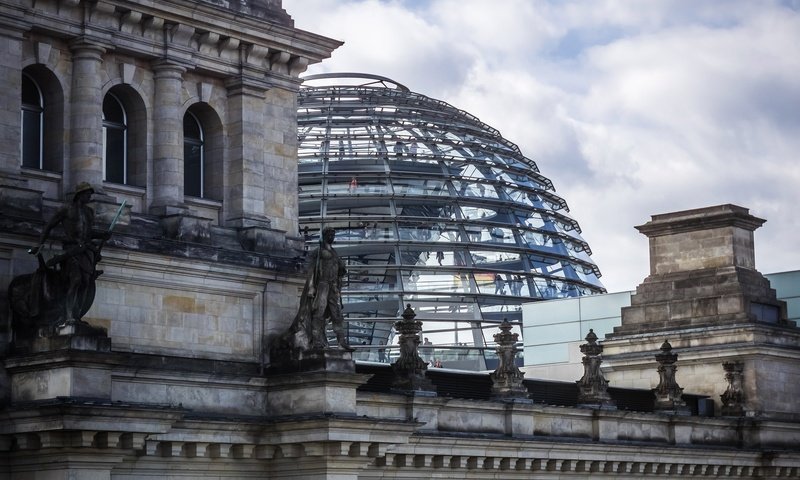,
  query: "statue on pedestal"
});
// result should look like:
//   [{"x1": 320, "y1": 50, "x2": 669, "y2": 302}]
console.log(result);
[
  {"x1": 8, "y1": 183, "x2": 121, "y2": 340},
  {"x1": 270, "y1": 227, "x2": 354, "y2": 369}
]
